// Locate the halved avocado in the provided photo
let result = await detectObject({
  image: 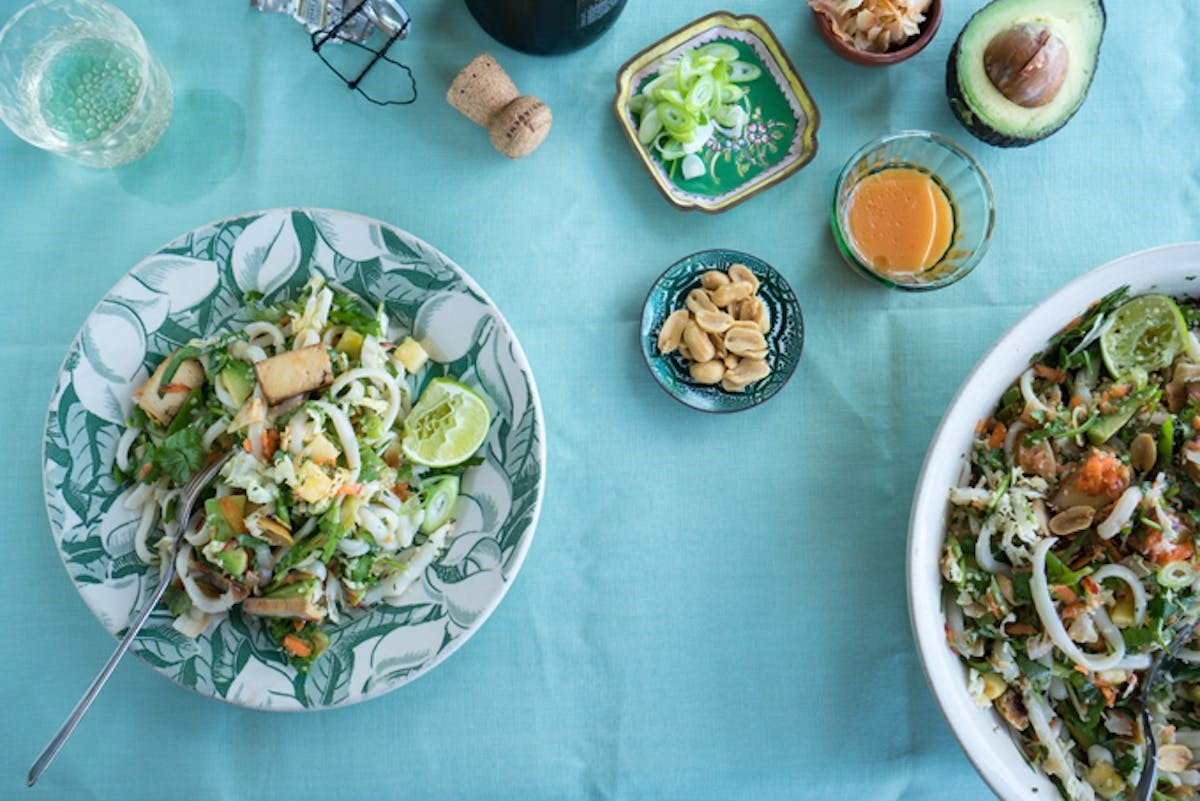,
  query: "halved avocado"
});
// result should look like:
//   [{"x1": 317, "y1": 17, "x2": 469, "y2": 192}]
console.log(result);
[{"x1": 947, "y1": 0, "x2": 1105, "y2": 147}]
